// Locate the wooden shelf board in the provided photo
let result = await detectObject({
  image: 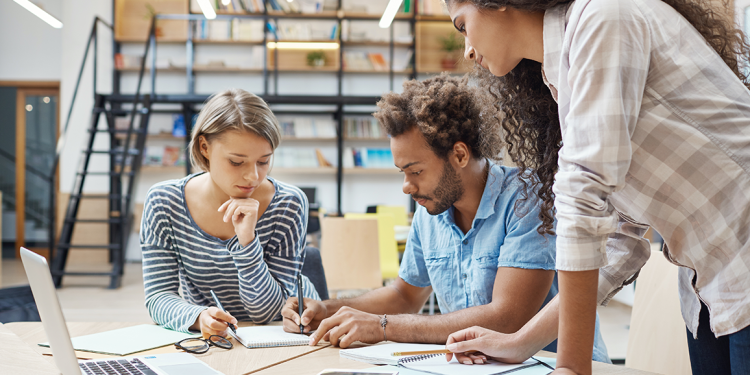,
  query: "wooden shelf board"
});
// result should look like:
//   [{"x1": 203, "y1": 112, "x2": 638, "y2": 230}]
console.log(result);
[
  {"x1": 116, "y1": 67, "x2": 187, "y2": 73},
  {"x1": 416, "y1": 14, "x2": 451, "y2": 21},
  {"x1": 266, "y1": 10, "x2": 340, "y2": 19},
  {"x1": 281, "y1": 137, "x2": 338, "y2": 141},
  {"x1": 344, "y1": 137, "x2": 390, "y2": 141},
  {"x1": 344, "y1": 168, "x2": 400, "y2": 175},
  {"x1": 193, "y1": 39, "x2": 264, "y2": 45},
  {"x1": 193, "y1": 66, "x2": 263, "y2": 73},
  {"x1": 115, "y1": 38, "x2": 188, "y2": 43},
  {"x1": 341, "y1": 12, "x2": 413, "y2": 20},
  {"x1": 343, "y1": 41, "x2": 413, "y2": 47},
  {"x1": 343, "y1": 69, "x2": 413, "y2": 74},
  {"x1": 270, "y1": 167, "x2": 337, "y2": 174}
]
